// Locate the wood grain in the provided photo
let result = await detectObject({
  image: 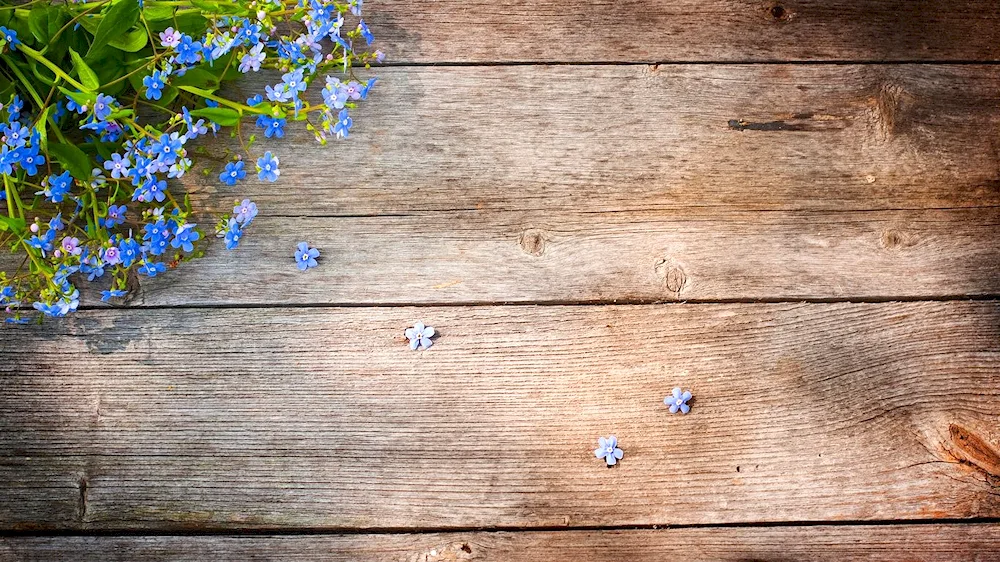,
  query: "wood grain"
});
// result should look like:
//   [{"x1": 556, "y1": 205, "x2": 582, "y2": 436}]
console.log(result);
[
  {"x1": 106, "y1": 209, "x2": 1000, "y2": 306},
  {"x1": 182, "y1": 65, "x2": 1000, "y2": 215},
  {"x1": 364, "y1": 1, "x2": 1000, "y2": 63},
  {"x1": 2, "y1": 302, "x2": 998, "y2": 531},
  {"x1": 5, "y1": 524, "x2": 1000, "y2": 561}
]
